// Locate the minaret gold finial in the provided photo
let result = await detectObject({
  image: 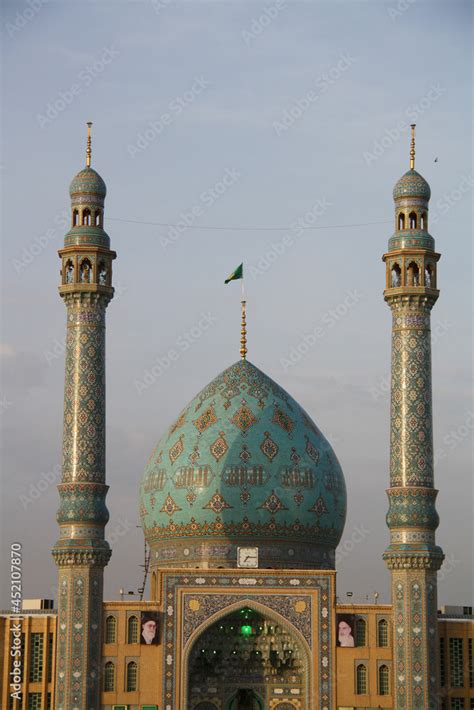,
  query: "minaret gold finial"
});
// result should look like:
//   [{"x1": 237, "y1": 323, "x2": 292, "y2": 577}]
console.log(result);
[
  {"x1": 240, "y1": 300, "x2": 247, "y2": 360},
  {"x1": 86, "y1": 121, "x2": 93, "y2": 167},
  {"x1": 410, "y1": 123, "x2": 416, "y2": 170}
]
